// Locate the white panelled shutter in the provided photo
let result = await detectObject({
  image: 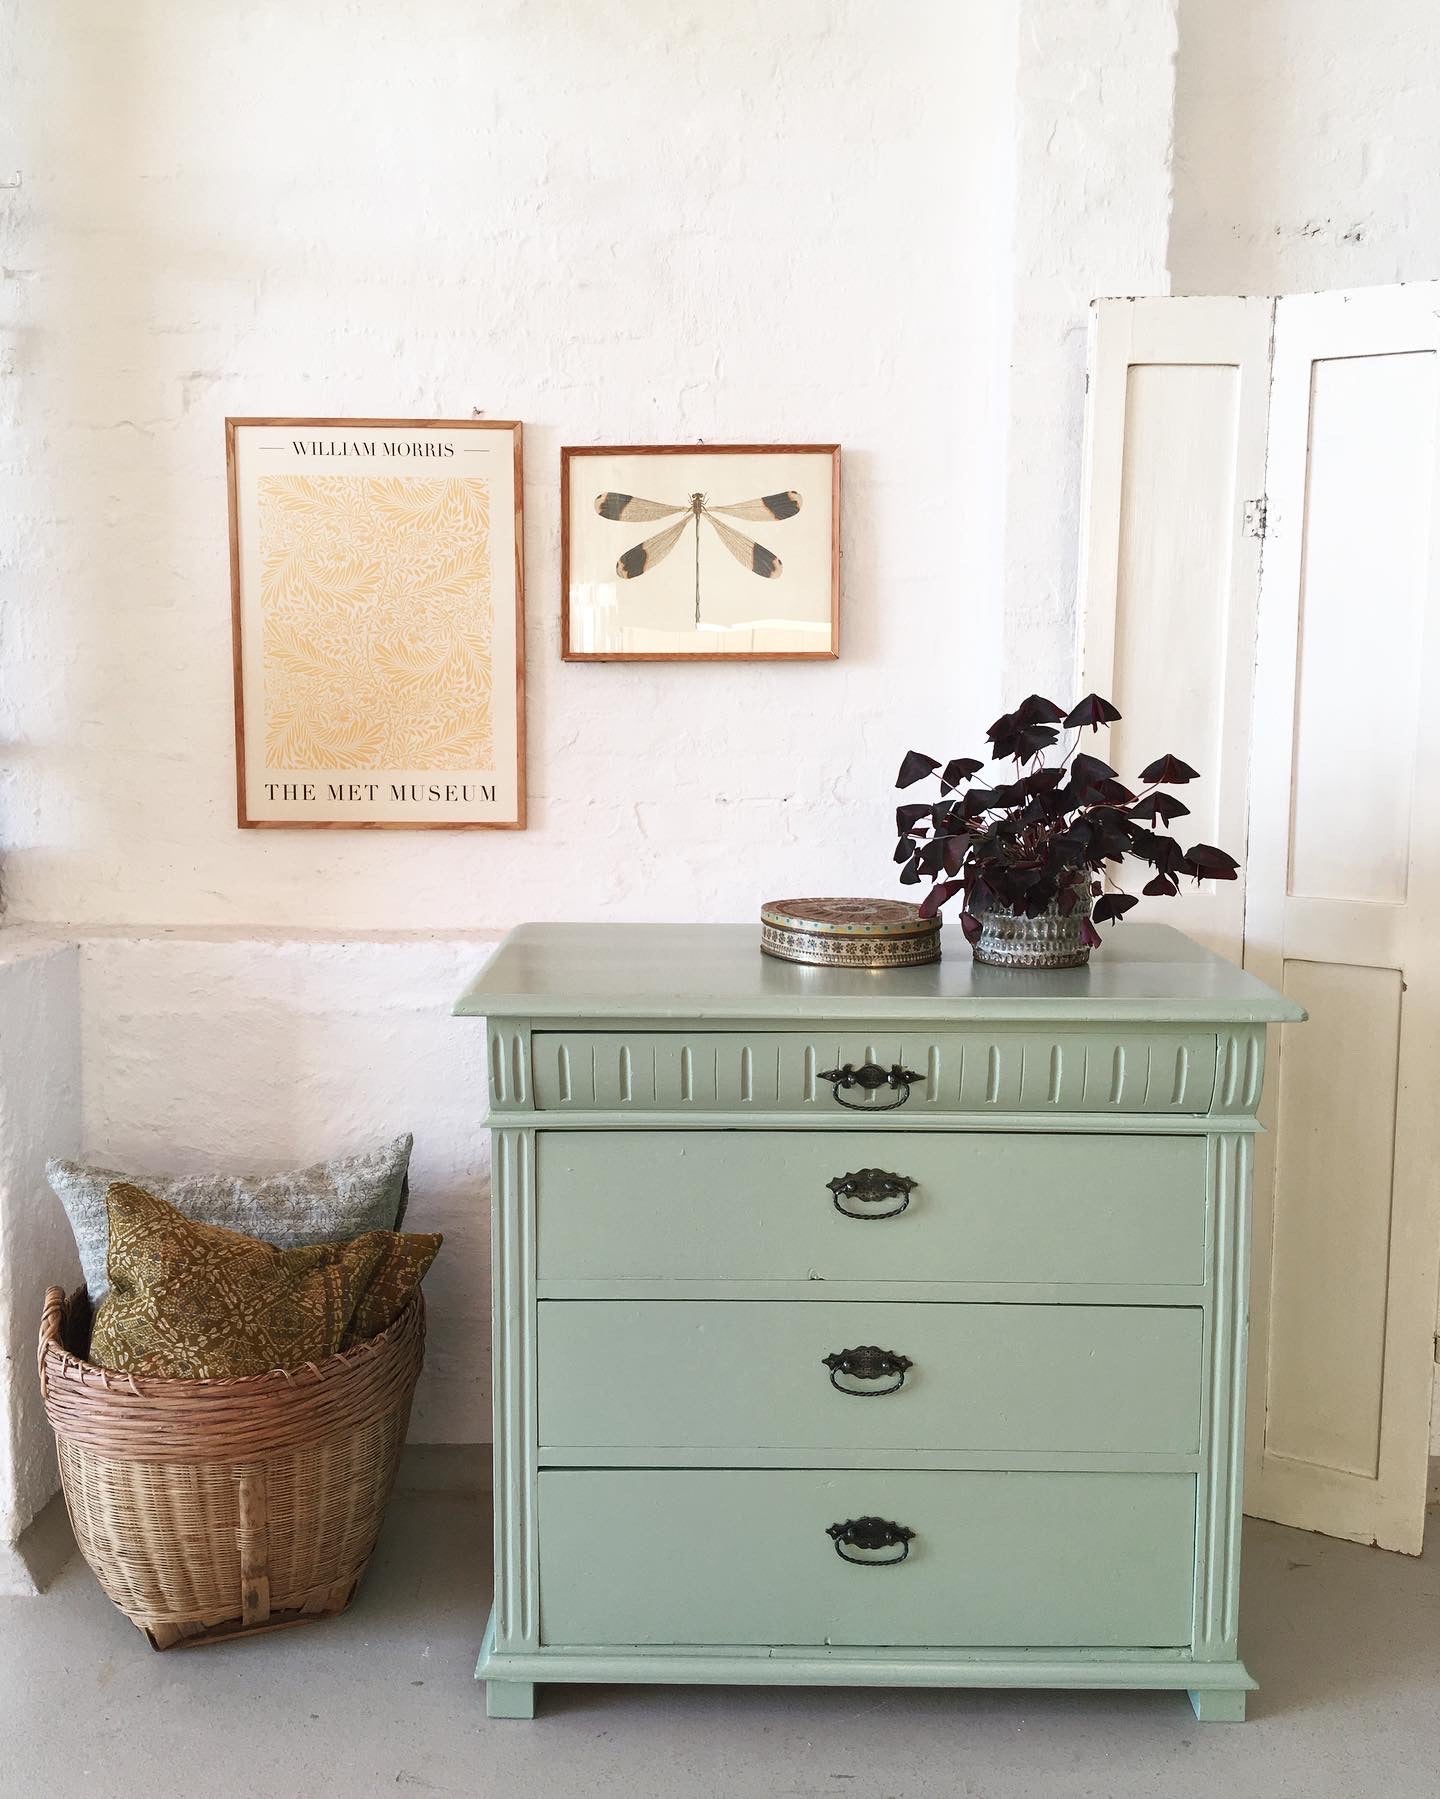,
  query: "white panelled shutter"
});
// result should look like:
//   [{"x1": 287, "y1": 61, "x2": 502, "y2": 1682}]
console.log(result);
[
  {"x1": 1078, "y1": 296, "x2": 1272, "y2": 960},
  {"x1": 1080, "y1": 284, "x2": 1440, "y2": 1553}
]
